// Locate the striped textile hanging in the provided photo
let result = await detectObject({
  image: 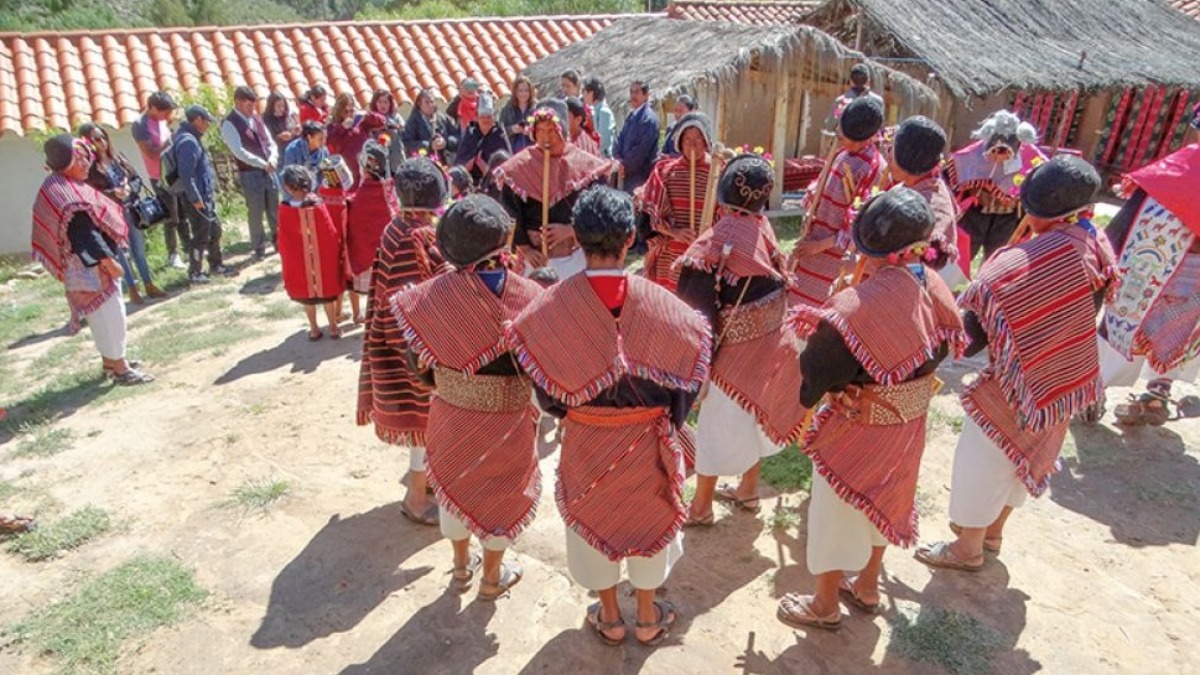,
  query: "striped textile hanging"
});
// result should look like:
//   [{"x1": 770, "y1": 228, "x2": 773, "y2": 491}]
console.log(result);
[
  {"x1": 1127, "y1": 85, "x2": 1167, "y2": 171},
  {"x1": 1097, "y1": 88, "x2": 1135, "y2": 168},
  {"x1": 1114, "y1": 87, "x2": 1152, "y2": 171},
  {"x1": 1151, "y1": 90, "x2": 1191, "y2": 162}
]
